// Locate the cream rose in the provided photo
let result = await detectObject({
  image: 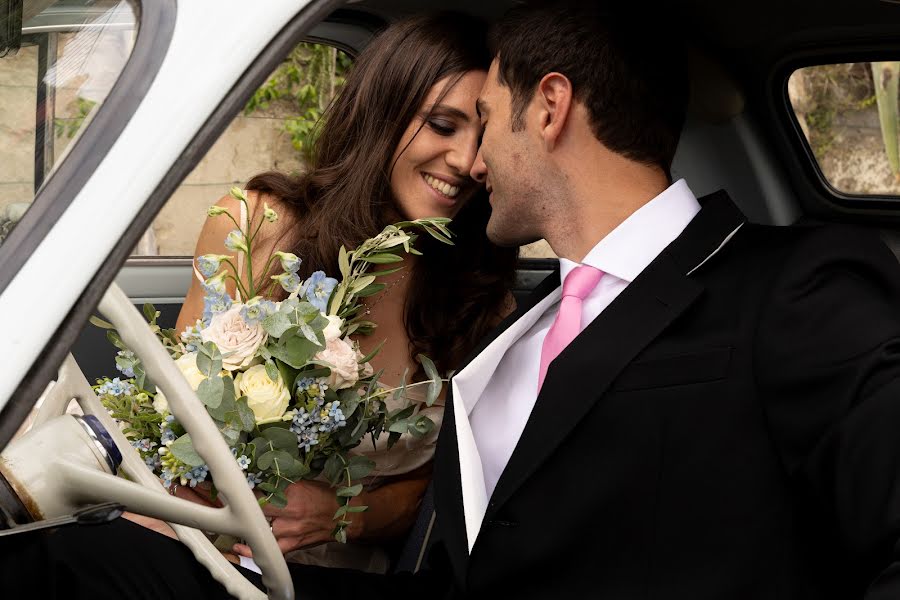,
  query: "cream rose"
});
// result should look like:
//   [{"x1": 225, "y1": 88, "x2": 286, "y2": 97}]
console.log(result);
[
  {"x1": 200, "y1": 305, "x2": 267, "y2": 371},
  {"x1": 315, "y1": 337, "x2": 362, "y2": 390},
  {"x1": 153, "y1": 353, "x2": 207, "y2": 414},
  {"x1": 322, "y1": 315, "x2": 344, "y2": 343},
  {"x1": 235, "y1": 365, "x2": 291, "y2": 423},
  {"x1": 152, "y1": 390, "x2": 169, "y2": 414},
  {"x1": 174, "y1": 352, "x2": 207, "y2": 390}
]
